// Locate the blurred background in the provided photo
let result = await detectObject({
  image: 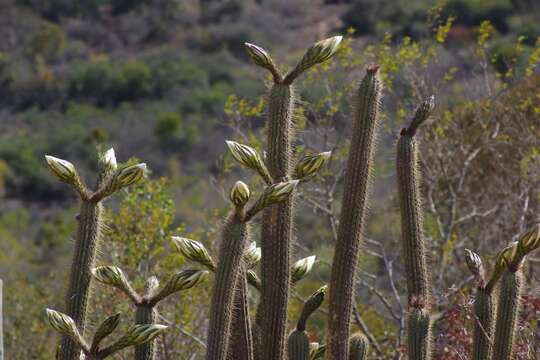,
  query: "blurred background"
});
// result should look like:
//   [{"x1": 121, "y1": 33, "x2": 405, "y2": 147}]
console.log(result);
[{"x1": 0, "y1": 0, "x2": 539, "y2": 358}]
